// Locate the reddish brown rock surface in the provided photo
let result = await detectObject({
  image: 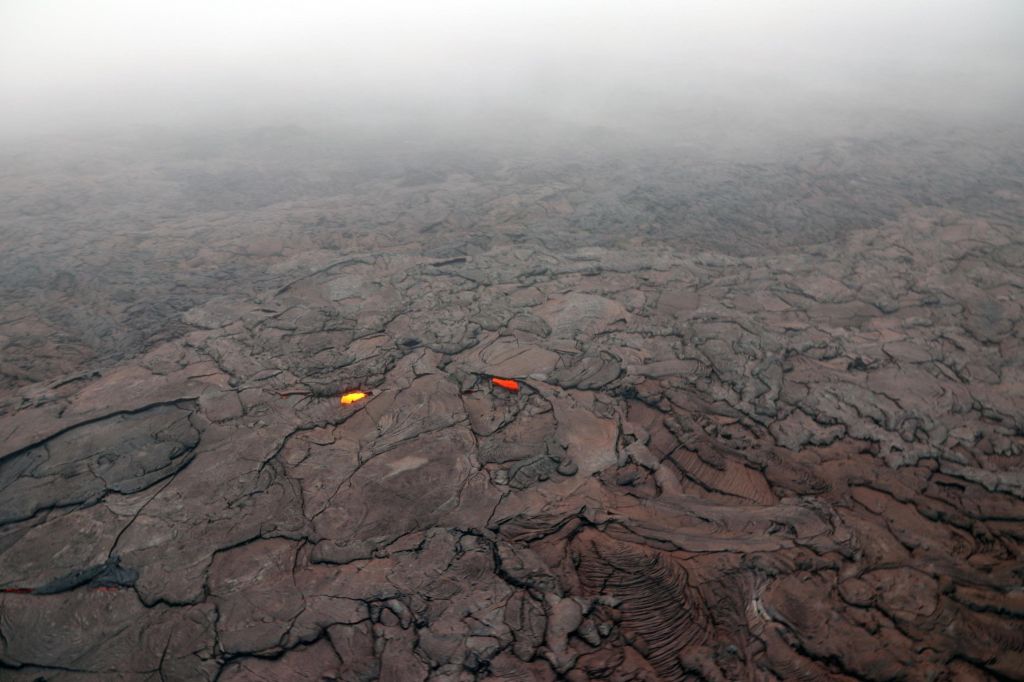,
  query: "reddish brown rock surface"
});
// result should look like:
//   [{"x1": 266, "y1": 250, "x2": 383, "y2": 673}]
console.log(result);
[{"x1": 2, "y1": 128, "x2": 1023, "y2": 680}]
